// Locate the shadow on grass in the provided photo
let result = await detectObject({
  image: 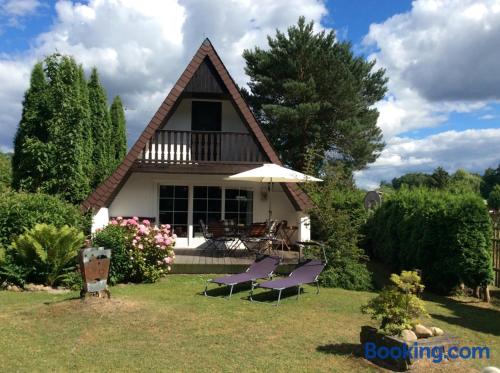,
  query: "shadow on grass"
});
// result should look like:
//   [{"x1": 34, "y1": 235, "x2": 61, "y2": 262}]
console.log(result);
[
  {"x1": 202, "y1": 282, "x2": 253, "y2": 298},
  {"x1": 316, "y1": 343, "x2": 361, "y2": 357},
  {"x1": 426, "y1": 293, "x2": 500, "y2": 336},
  {"x1": 42, "y1": 295, "x2": 81, "y2": 306},
  {"x1": 245, "y1": 287, "x2": 313, "y2": 304}
]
